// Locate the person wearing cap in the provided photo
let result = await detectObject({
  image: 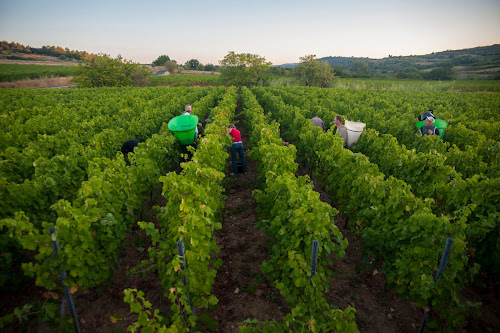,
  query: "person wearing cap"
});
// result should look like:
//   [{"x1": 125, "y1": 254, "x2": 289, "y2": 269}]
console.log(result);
[
  {"x1": 311, "y1": 113, "x2": 325, "y2": 131},
  {"x1": 227, "y1": 124, "x2": 248, "y2": 176},
  {"x1": 333, "y1": 115, "x2": 348, "y2": 148},
  {"x1": 418, "y1": 116, "x2": 440, "y2": 136},
  {"x1": 417, "y1": 110, "x2": 434, "y2": 122}
]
